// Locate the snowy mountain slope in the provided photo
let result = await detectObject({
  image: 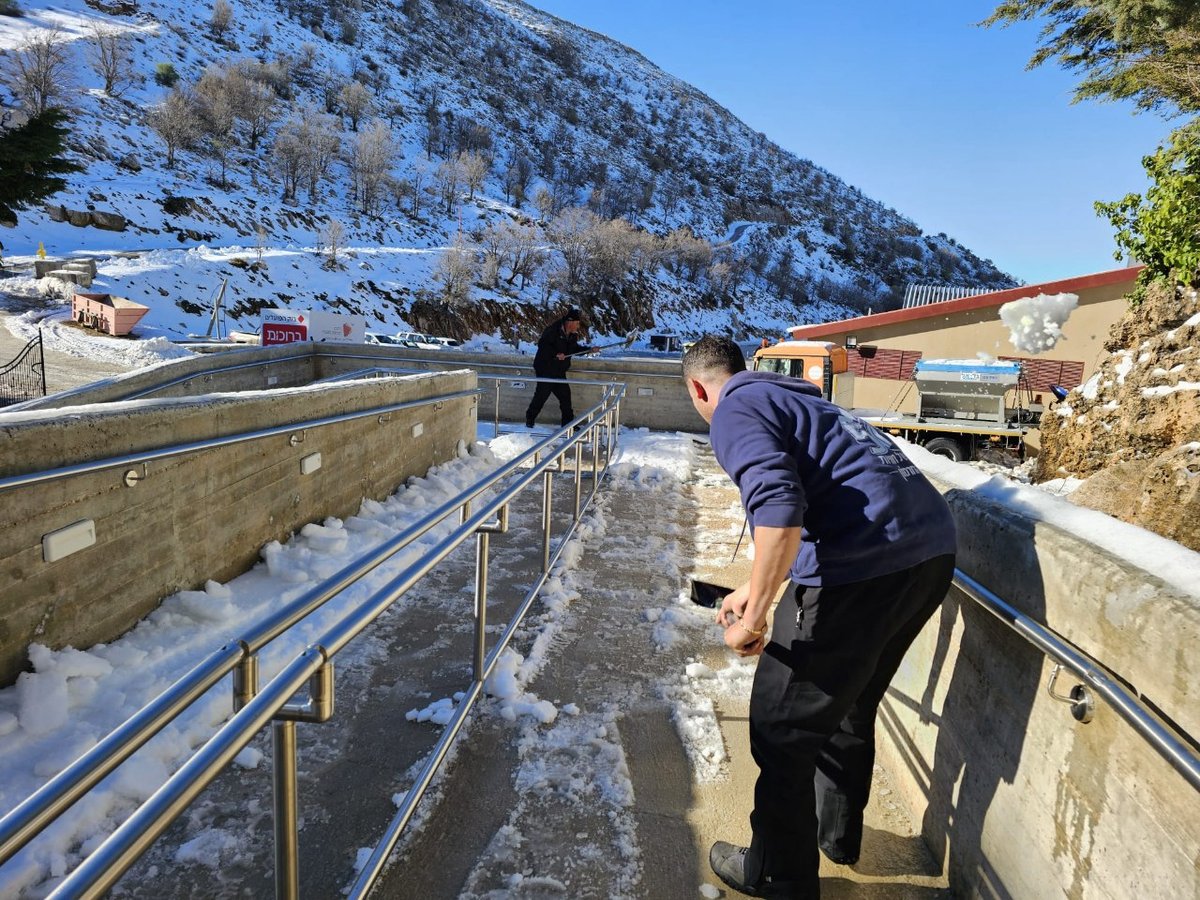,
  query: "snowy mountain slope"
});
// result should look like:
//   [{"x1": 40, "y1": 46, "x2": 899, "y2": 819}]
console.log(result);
[{"x1": 0, "y1": 0, "x2": 1016, "y2": 344}]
